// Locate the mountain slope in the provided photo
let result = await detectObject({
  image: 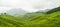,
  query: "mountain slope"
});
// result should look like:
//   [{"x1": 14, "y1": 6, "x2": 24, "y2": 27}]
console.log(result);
[
  {"x1": 24, "y1": 7, "x2": 60, "y2": 27},
  {"x1": 47, "y1": 7, "x2": 60, "y2": 14}
]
